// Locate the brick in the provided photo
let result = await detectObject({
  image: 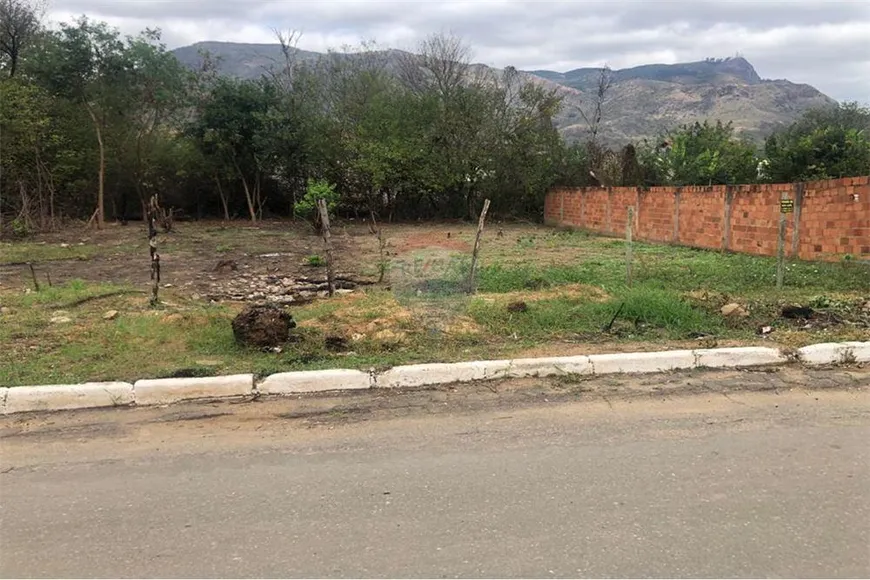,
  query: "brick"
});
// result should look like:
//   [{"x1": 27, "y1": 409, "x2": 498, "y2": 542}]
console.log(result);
[{"x1": 545, "y1": 178, "x2": 868, "y2": 262}]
